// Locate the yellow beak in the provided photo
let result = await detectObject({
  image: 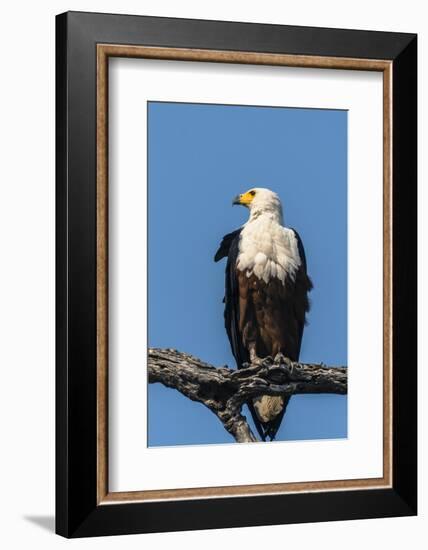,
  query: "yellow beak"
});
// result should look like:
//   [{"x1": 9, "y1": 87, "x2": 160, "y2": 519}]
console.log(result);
[{"x1": 232, "y1": 191, "x2": 254, "y2": 206}]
